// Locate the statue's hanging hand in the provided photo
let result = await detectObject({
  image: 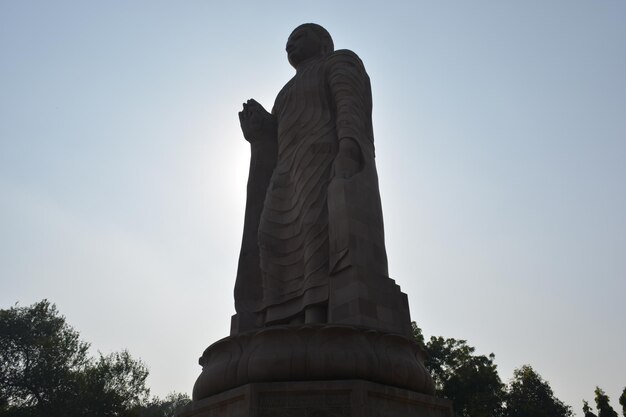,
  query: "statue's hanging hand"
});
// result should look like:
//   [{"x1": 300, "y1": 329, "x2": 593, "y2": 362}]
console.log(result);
[
  {"x1": 333, "y1": 138, "x2": 362, "y2": 179},
  {"x1": 239, "y1": 99, "x2": 277, "y2": 144}
]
